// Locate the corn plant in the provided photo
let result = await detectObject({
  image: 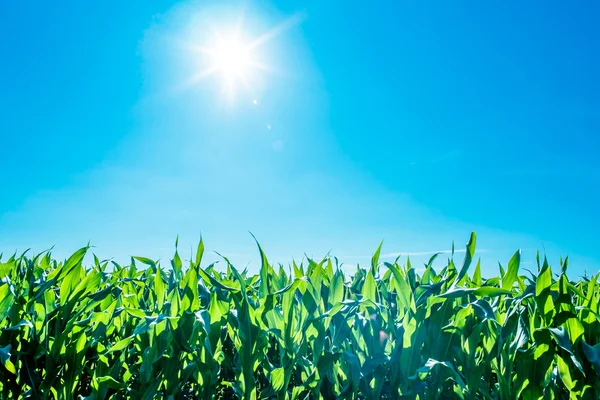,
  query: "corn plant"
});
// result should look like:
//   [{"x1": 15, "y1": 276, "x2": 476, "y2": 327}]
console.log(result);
[{"x1": 1, "y1": 232, "x2": 599, "y2": 399}]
